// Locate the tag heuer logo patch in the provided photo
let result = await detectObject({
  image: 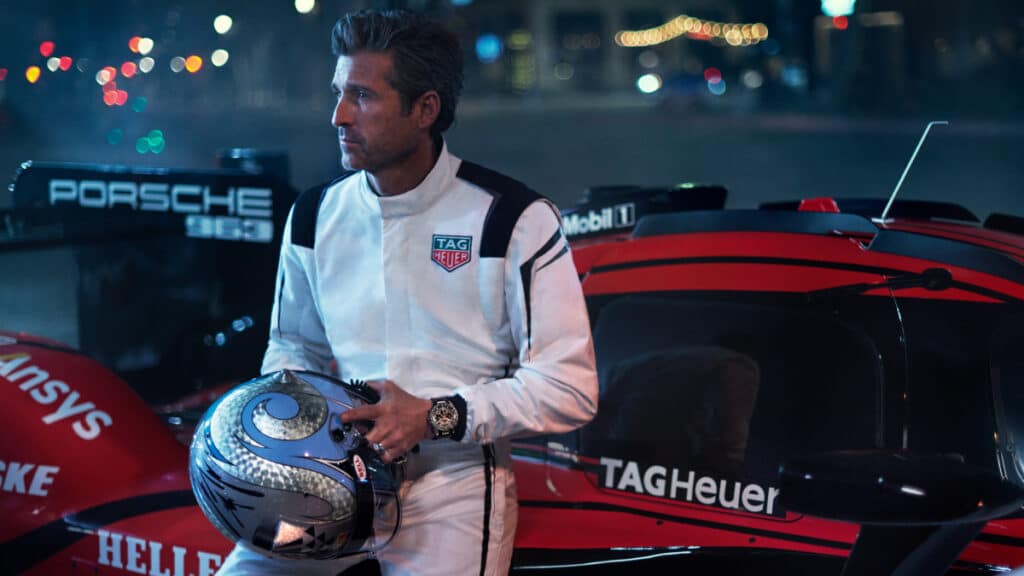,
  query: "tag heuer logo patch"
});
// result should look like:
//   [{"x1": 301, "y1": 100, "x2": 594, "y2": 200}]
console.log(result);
[{"x1": 431, "y1": 234, "x2": 472, "y2": 272}]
